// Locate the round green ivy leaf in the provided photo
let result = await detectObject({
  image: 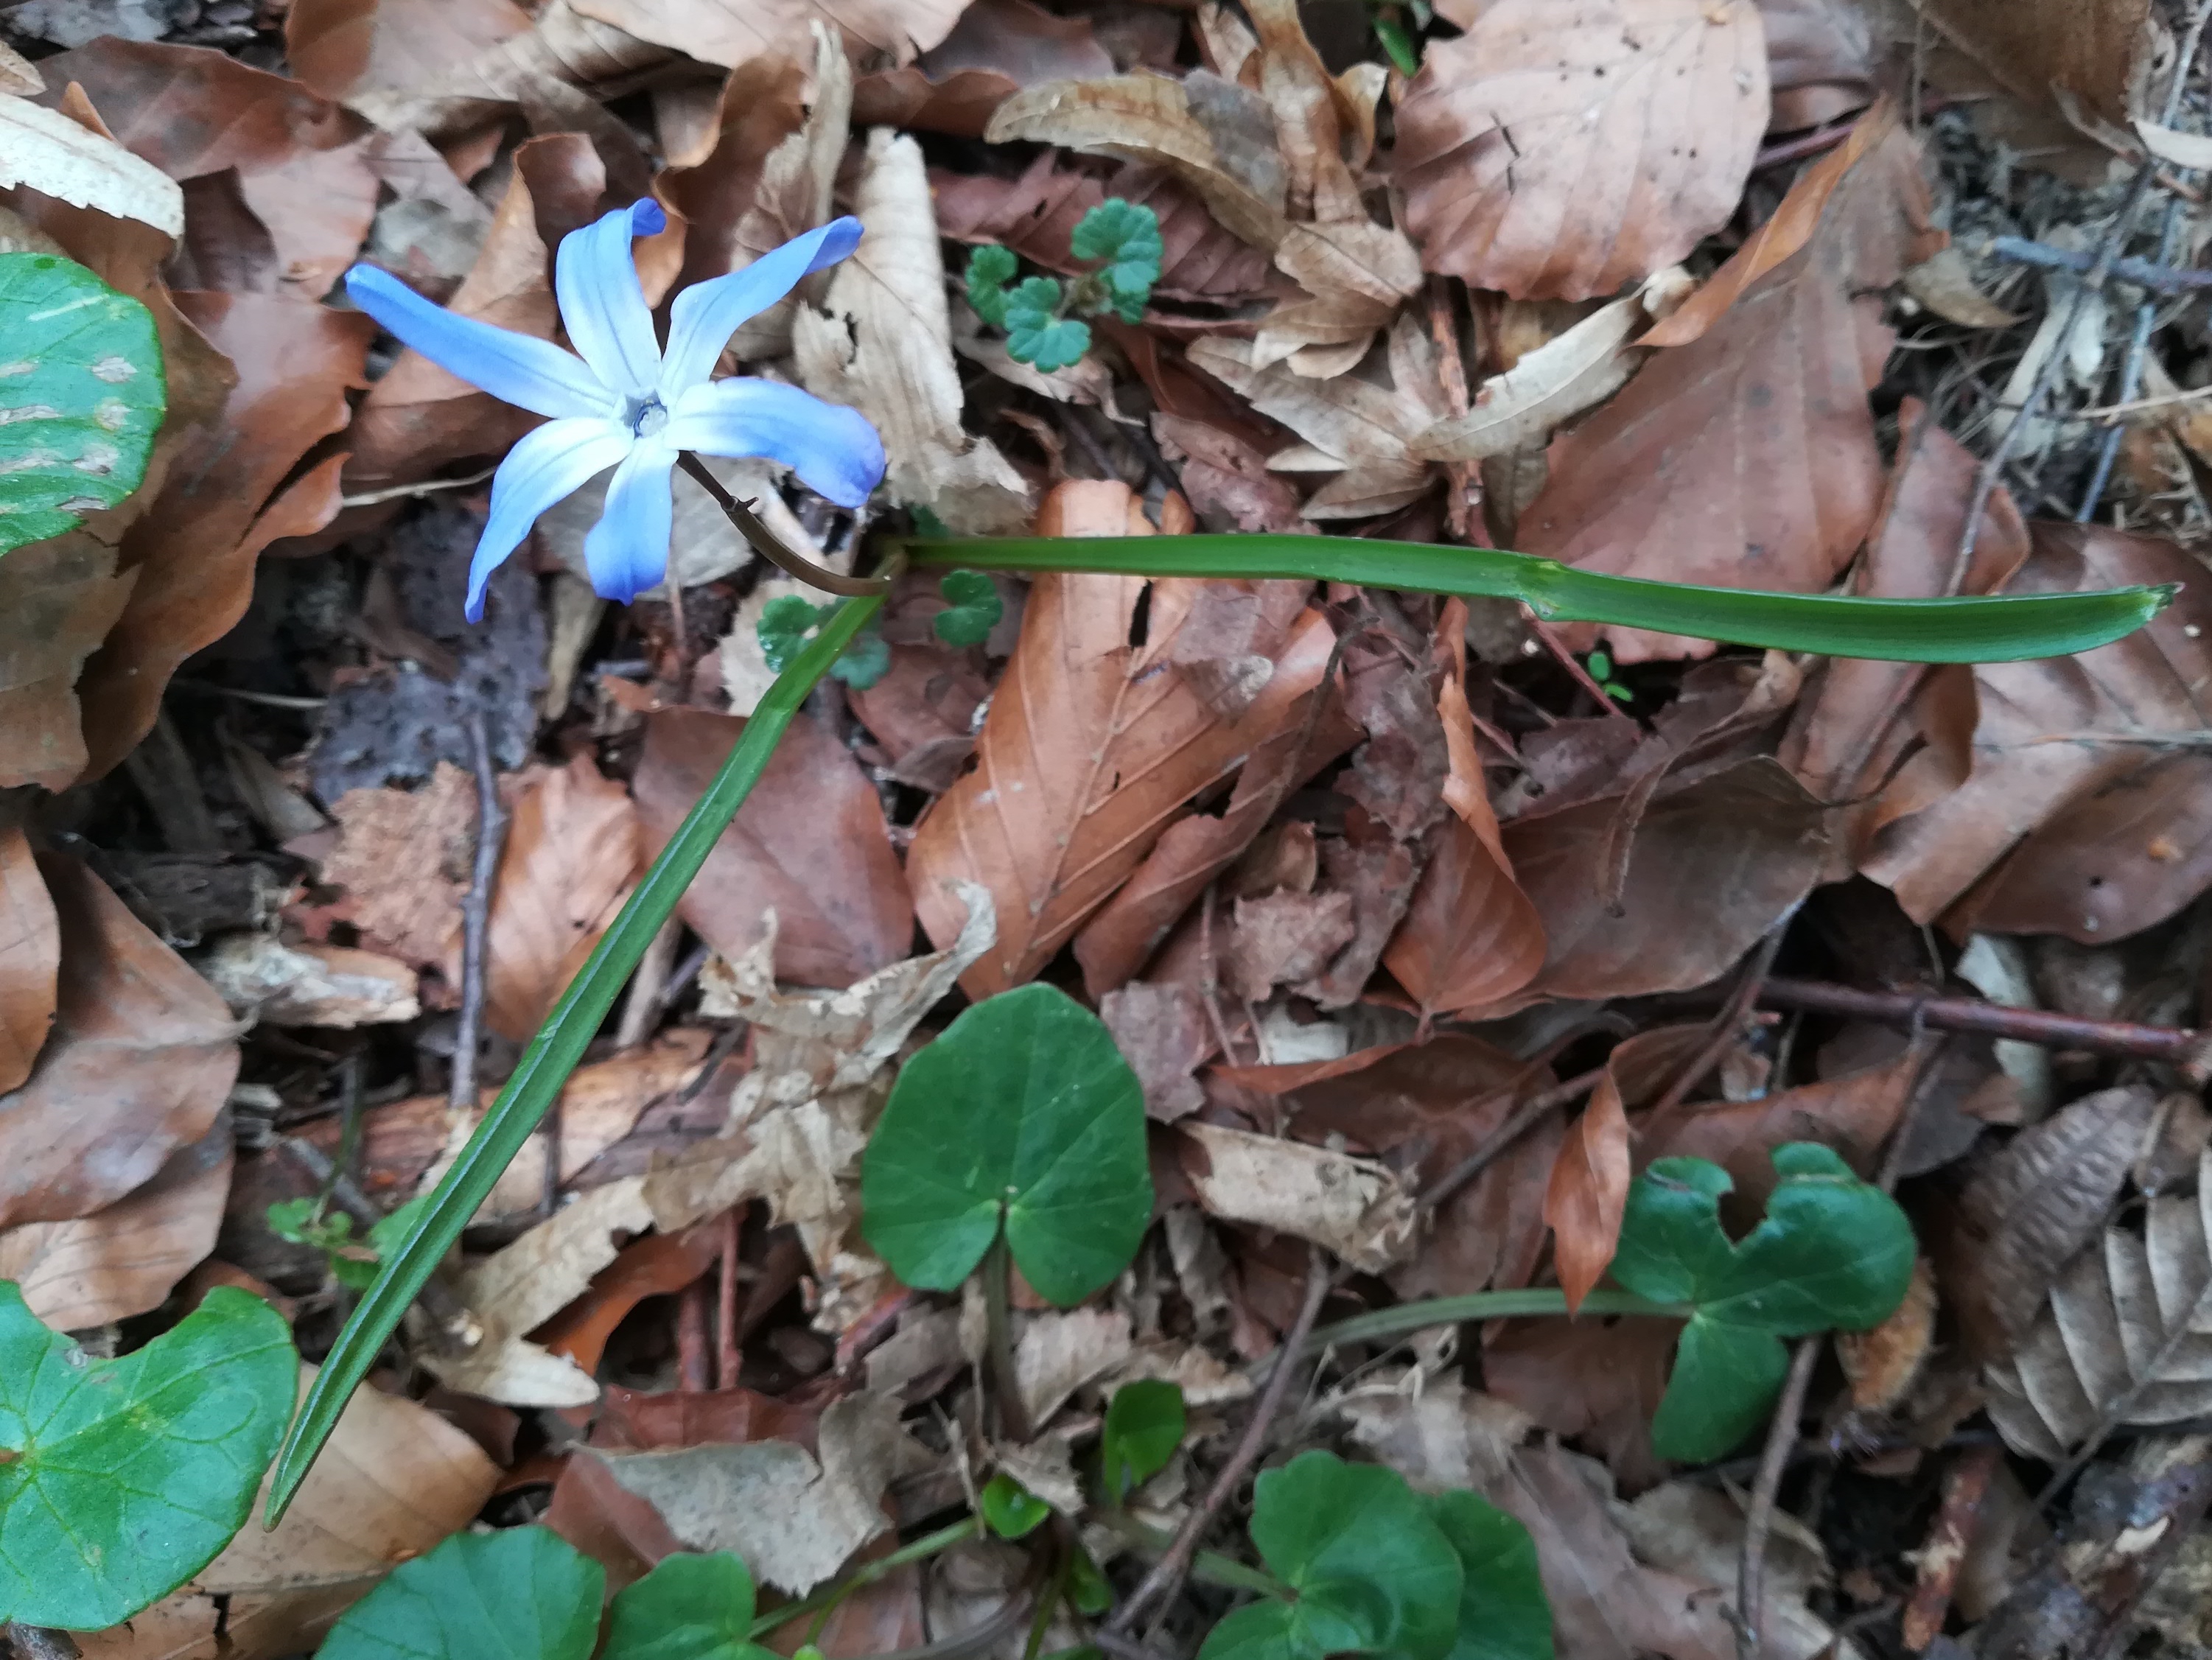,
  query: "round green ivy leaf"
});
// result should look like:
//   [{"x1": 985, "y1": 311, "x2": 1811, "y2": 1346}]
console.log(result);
[
  {"x1": 934, "y1": 570, "x2": 1003, "y2": 647},
  {"x1": 979, "y1": 1471, "x2": 1052, "y2": 1539},
  {"x1": 860, "y1": 983, "x2": 1152, "y2": 1306},
  {"x1": 0, "y1": 251, "x2": 165, "y2": 555},
  {"x1": 1101, "y1": 1379, "x2": 1185, "y2": 1503},
  {"x1": 603, "y1": 1550, "x2": 780, "y2": 1660},
  {"x1": 0, "y1": 1283, "x2": 295, "y2": 1630},
  {"x1": 1424, "y1": 1491, "x2": 1553, "y2": 1660},
  {"x1": 318, "y1": 1527, "x2": 603, "y2": 1660}
]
